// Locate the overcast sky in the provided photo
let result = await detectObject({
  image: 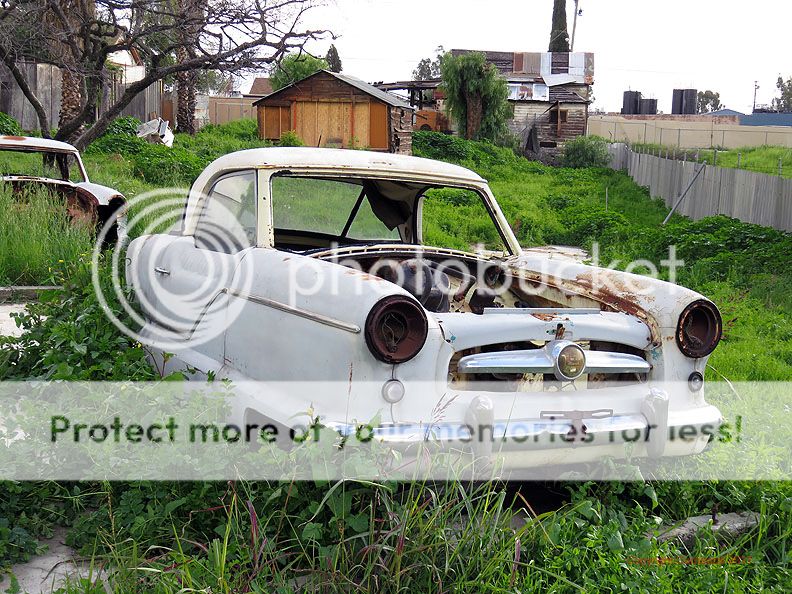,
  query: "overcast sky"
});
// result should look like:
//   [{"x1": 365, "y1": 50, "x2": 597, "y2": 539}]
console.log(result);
[{"x1": 270, "y1": 0, "x2": 790, "y2": 114}]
